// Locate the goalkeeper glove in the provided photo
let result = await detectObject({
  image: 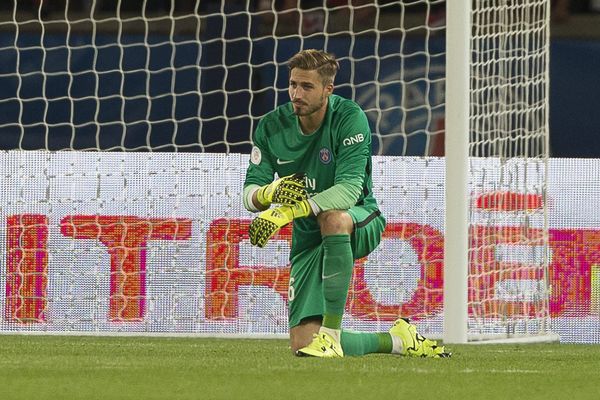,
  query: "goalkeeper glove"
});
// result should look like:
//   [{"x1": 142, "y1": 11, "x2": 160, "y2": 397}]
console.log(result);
[
  {"x1": 255, "y1": 173, "x2": 307, "y2": 207},
  {"x1": 249, "y1": 200, "x2": 311, "y2": 247}
]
